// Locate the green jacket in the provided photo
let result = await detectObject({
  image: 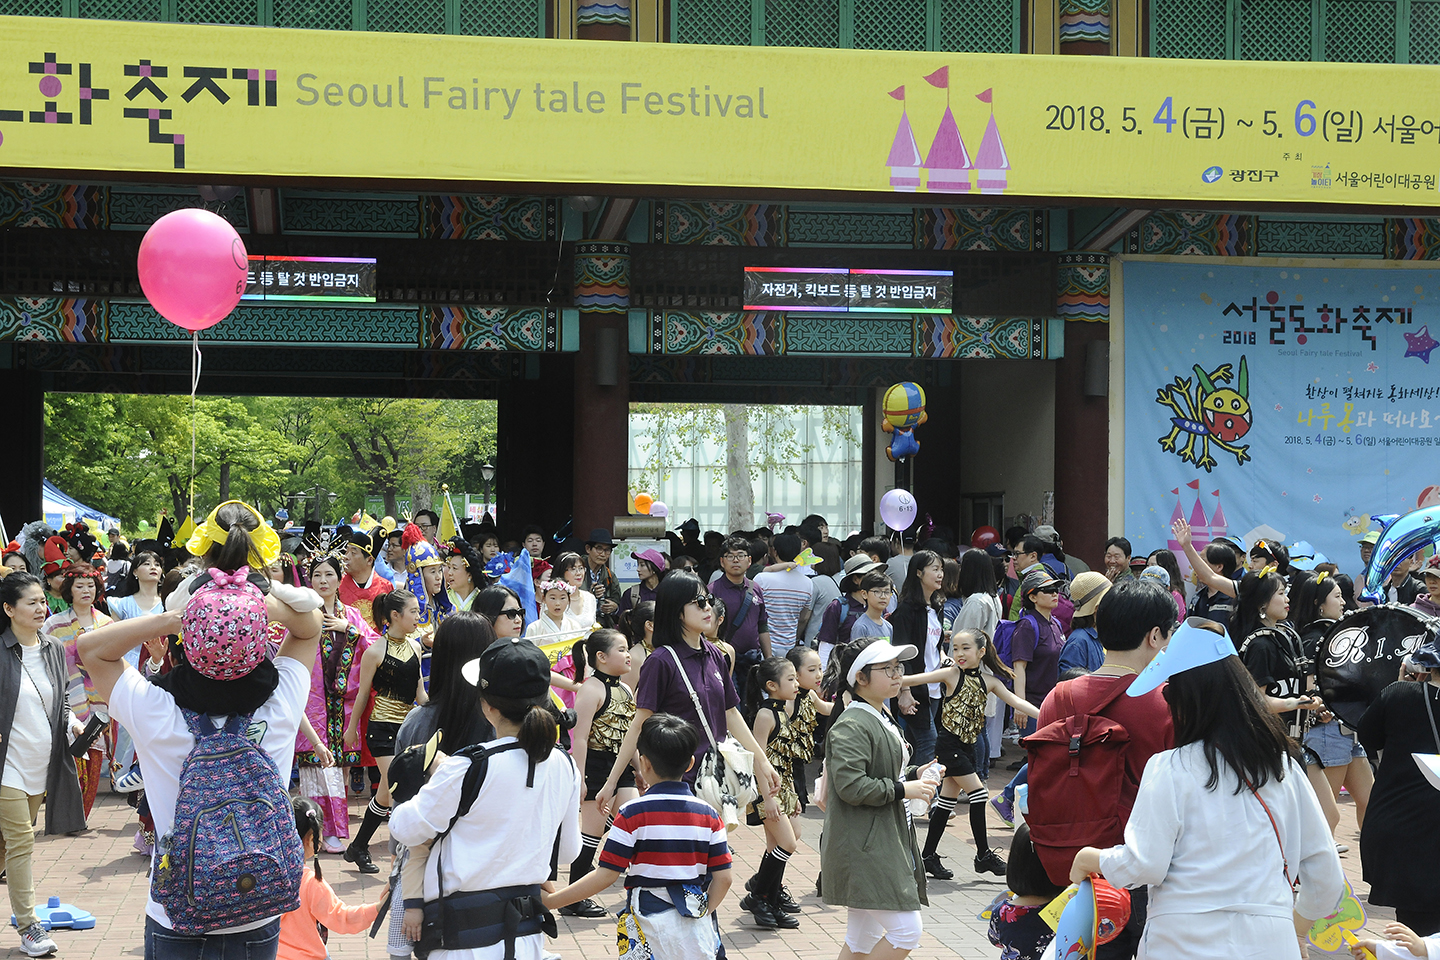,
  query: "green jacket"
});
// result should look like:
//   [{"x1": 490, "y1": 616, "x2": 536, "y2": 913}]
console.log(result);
[{"x1": 820, "y1": 703, "x2": 927, "y2": 911}]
